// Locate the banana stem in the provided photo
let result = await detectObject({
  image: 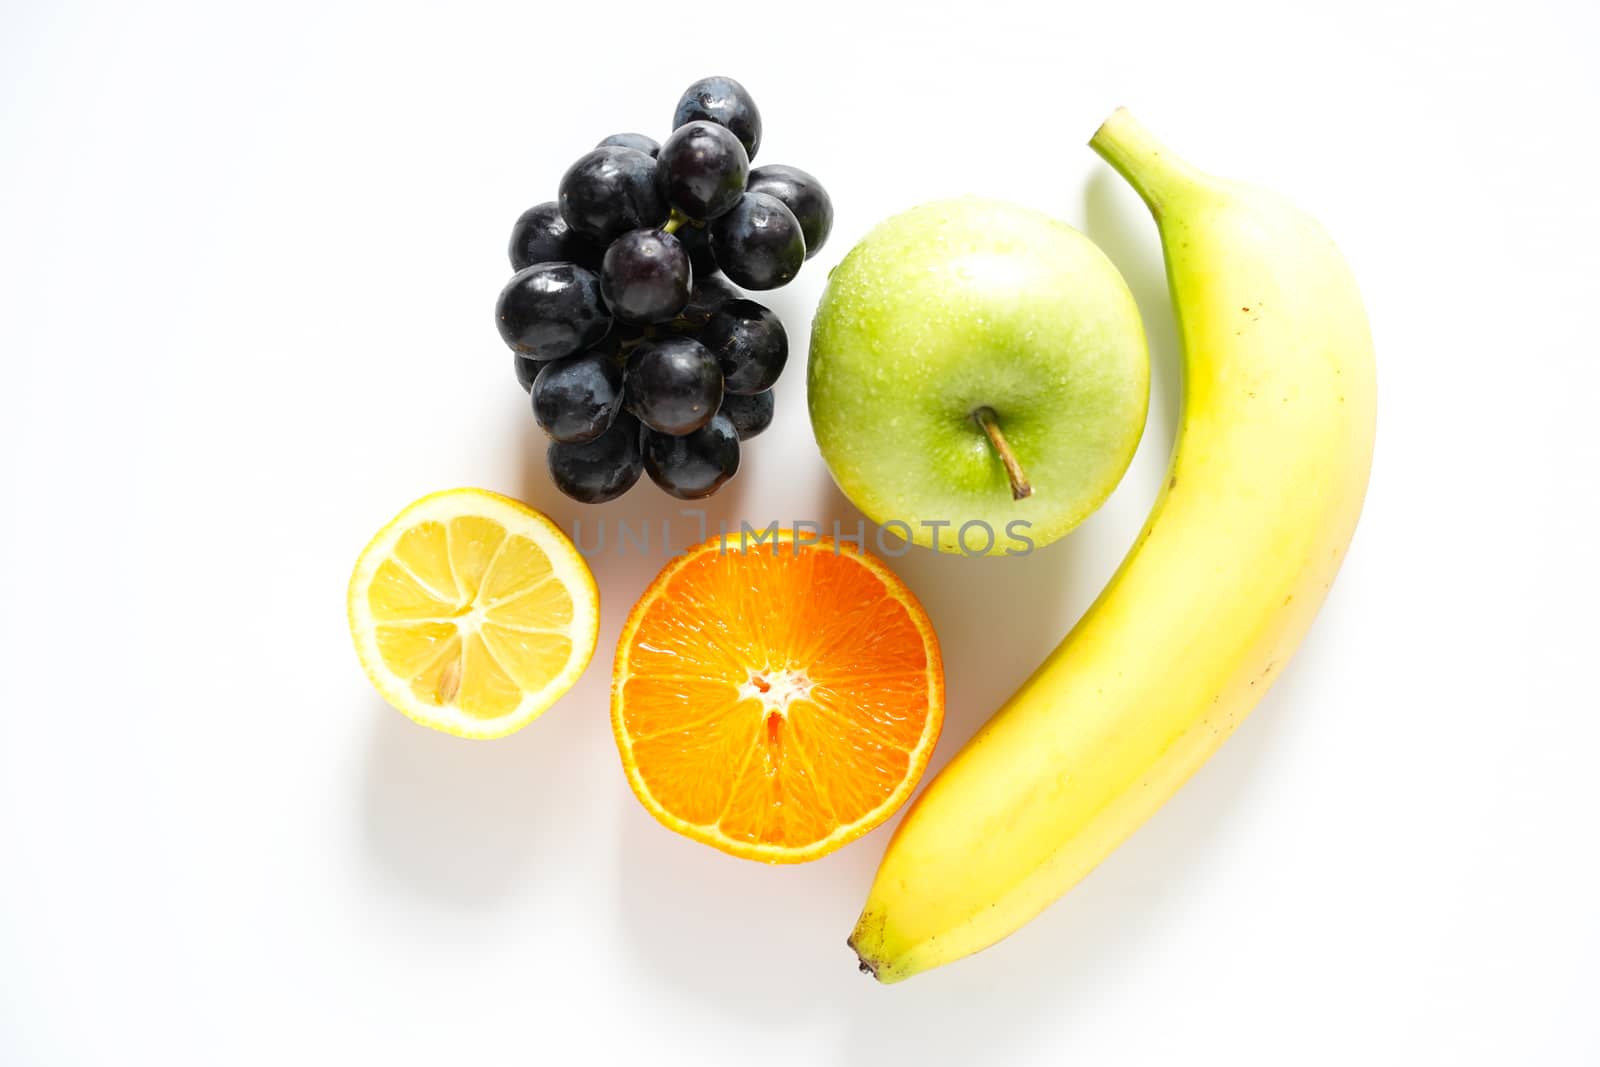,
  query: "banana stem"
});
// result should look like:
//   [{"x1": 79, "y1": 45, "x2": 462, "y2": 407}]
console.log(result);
[
  {"x1": 1088, "y1": 108, "x2": 1200, "y2": 219},
  {"x1": 973, "y1": 407, "x2": 1033, "y2": 500}
]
